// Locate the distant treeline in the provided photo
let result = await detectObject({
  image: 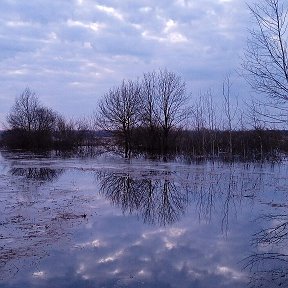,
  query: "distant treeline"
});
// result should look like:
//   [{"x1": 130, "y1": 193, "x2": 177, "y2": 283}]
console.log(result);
[
  {"x1": 1, "y1": 126, "x2": 287, "y2": 161},
  {"x1": 130, "y1": 128, "x2": 288, "y2": 160},
  {"x1": 1, "y1": 70, "x2": 288, "y2": 161}
]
